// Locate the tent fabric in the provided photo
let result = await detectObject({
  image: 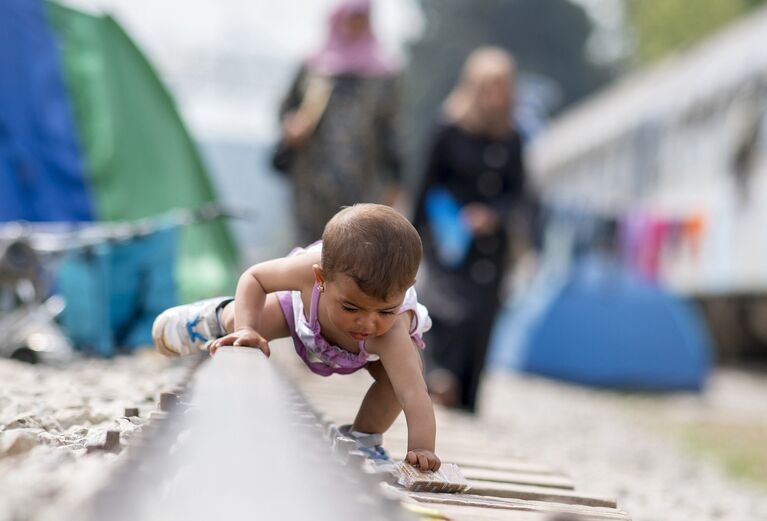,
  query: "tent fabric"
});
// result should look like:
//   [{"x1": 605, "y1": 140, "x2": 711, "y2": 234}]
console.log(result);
[
  {"x1": 47, "y1": 3, "x2": 239, "y2": 301},
  {"x1": 0, "y1": 0, "x2": 241, "y2": 356},
  {"x1": 489, "y1": 255, "x2": 713, "y2": 391},
  {"x1": 57, "y1": 227, "x2": 178, "y2": 356},
  {"x1": 0, "y1": 0, "x2": 93, "y2": 222}
]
